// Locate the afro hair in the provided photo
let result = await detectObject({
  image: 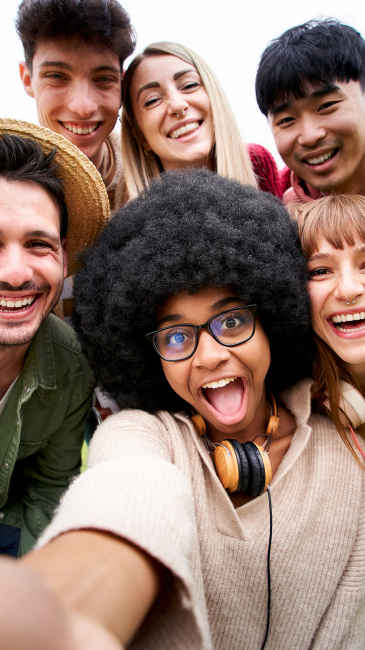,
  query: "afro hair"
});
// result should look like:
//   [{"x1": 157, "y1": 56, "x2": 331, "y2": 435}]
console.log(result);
[{"x1": 73, "y1": 169, "x2": 313, "y2": 413}]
